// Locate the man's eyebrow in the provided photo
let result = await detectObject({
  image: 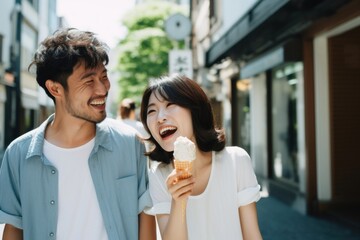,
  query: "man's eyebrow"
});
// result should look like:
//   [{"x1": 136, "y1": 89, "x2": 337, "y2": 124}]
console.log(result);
[
  {"x1": 80, "y1": 69, "x2": 107, "y2": 80},
  {"x1": 80, "y1": 71, "x2": 96, "y2": 80}
]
